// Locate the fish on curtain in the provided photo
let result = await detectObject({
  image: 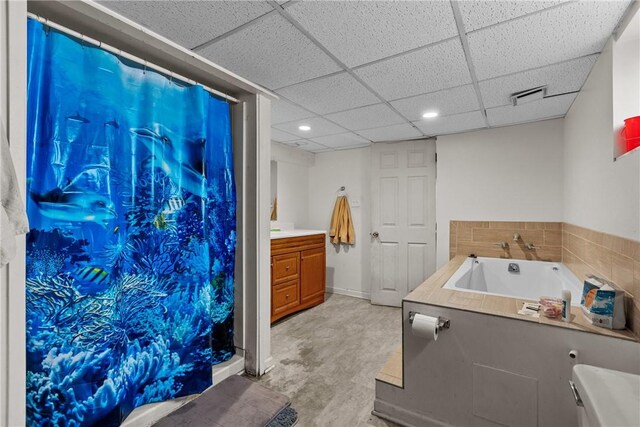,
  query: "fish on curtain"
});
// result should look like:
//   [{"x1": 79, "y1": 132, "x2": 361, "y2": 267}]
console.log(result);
[
  {"x1": 25, "y1": 19, "x2": 236, "y2": 426},
  {"x1": 329, "y1": 195, "x2": 355, "y2": 245}
]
